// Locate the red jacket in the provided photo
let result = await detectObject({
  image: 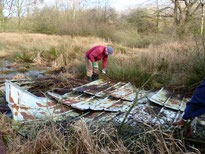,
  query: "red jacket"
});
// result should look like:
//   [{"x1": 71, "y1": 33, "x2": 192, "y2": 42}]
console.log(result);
[{"x1": 86, "y1": 45, "x2": 108, "y2": 69}]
